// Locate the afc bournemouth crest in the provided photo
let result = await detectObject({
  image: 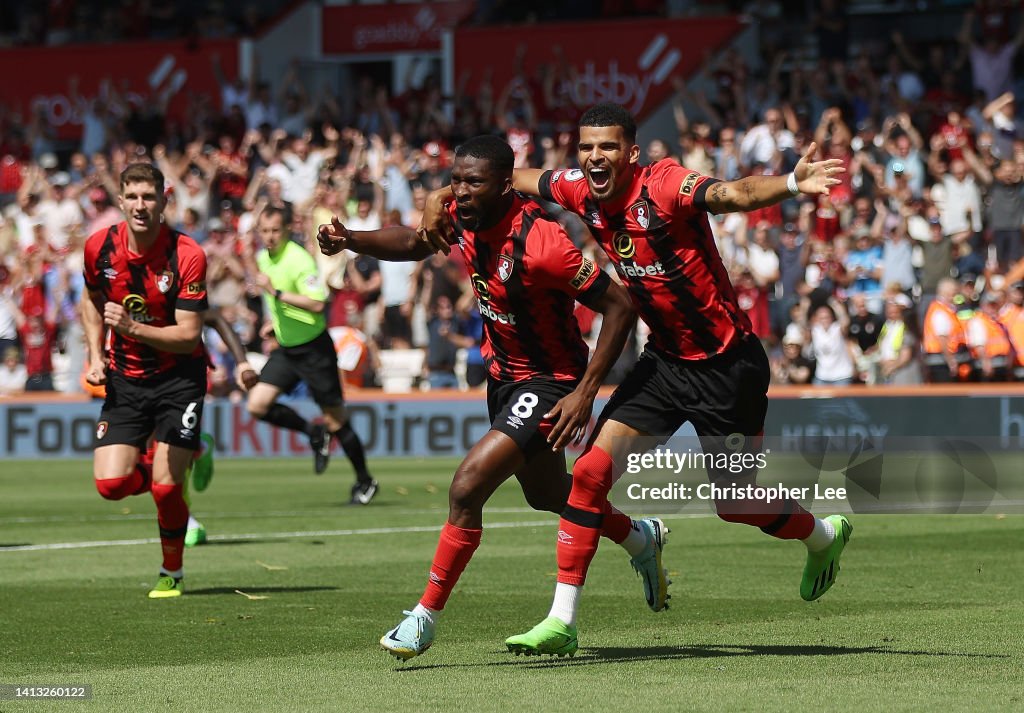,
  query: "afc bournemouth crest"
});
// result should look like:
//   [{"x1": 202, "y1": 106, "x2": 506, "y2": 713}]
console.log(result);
[
  {"x1": 156, "y1": 270, "x2": 174, "y2": 294},
  {"x1": 96, "y1": 421, "x2": 108, "y2": 440},
  {"x1": 497, "y1": 254, "x2": 514, "y2": 282},
  {"x1": 630, "y1": 200, "x2": 650, "y2": 230}
]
